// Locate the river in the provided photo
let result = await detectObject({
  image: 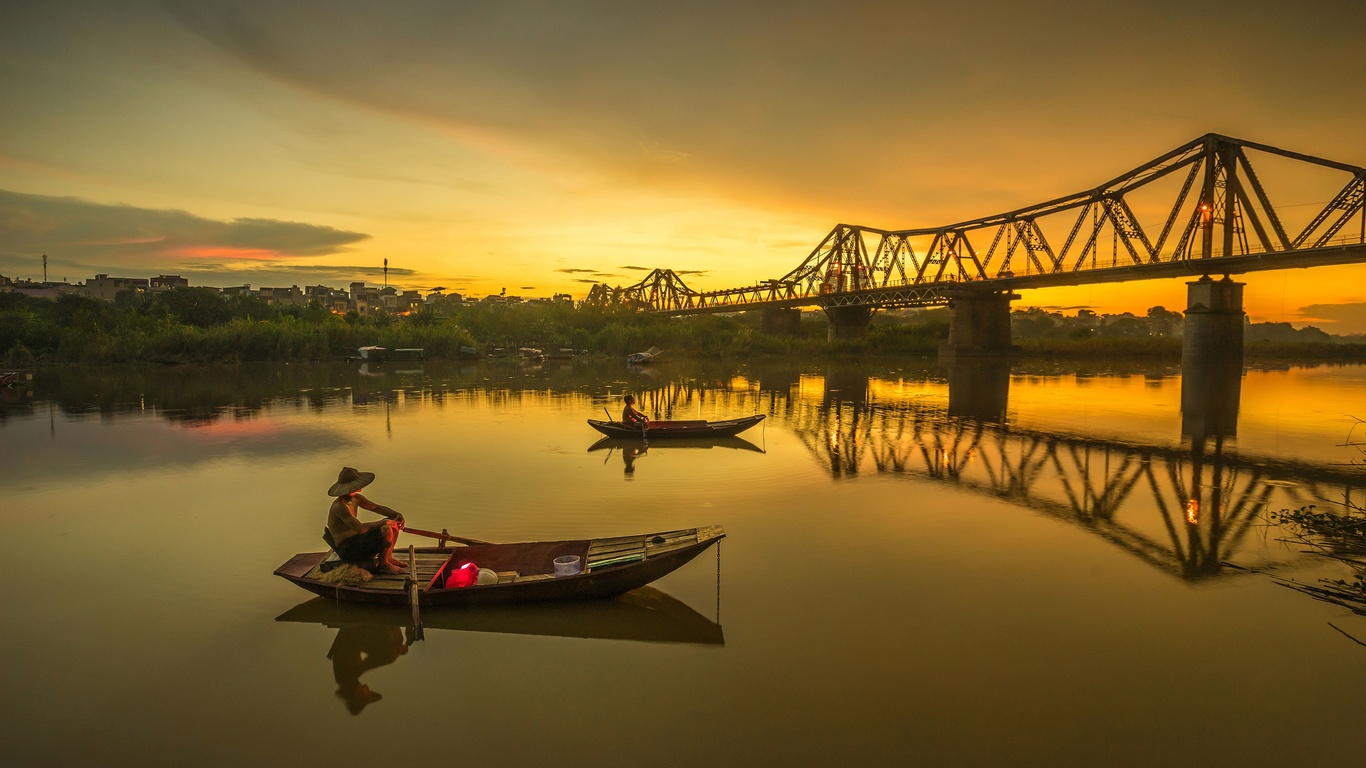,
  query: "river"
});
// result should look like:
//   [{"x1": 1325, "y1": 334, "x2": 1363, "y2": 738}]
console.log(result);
[{"x1": 1, "y1": 356, "x2": 1364, "y2": 766}]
